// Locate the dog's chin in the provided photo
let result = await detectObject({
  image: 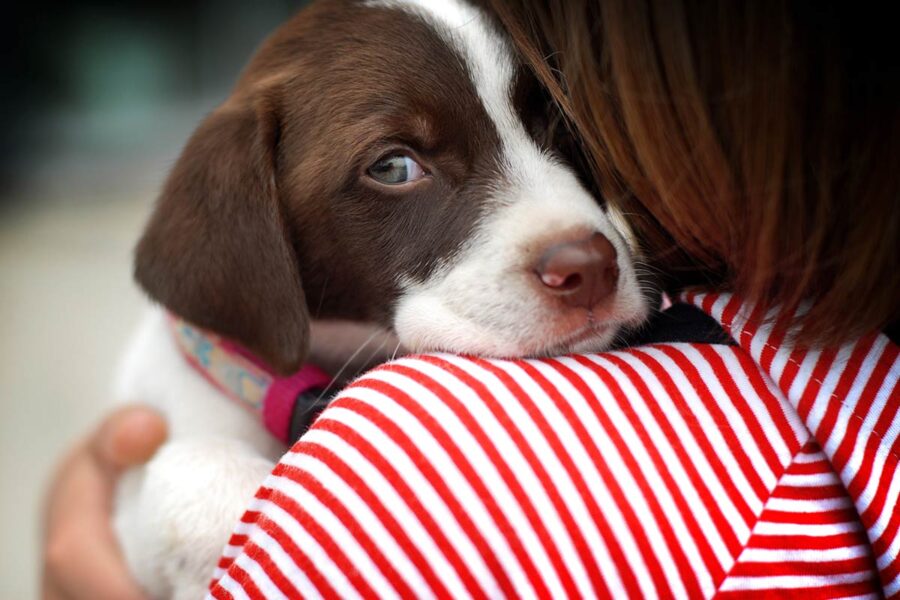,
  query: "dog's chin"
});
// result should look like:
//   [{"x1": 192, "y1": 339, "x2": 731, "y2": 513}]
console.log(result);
[
  {"x1": 394, "y1": 284, "x2": 653, "y2": 357},
  {"x1": 540, "y1": 324, "x2": 620, "y2": 357},
  {"x1": 395, "y1": 314, "x2": 627, "y2": 360}
]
